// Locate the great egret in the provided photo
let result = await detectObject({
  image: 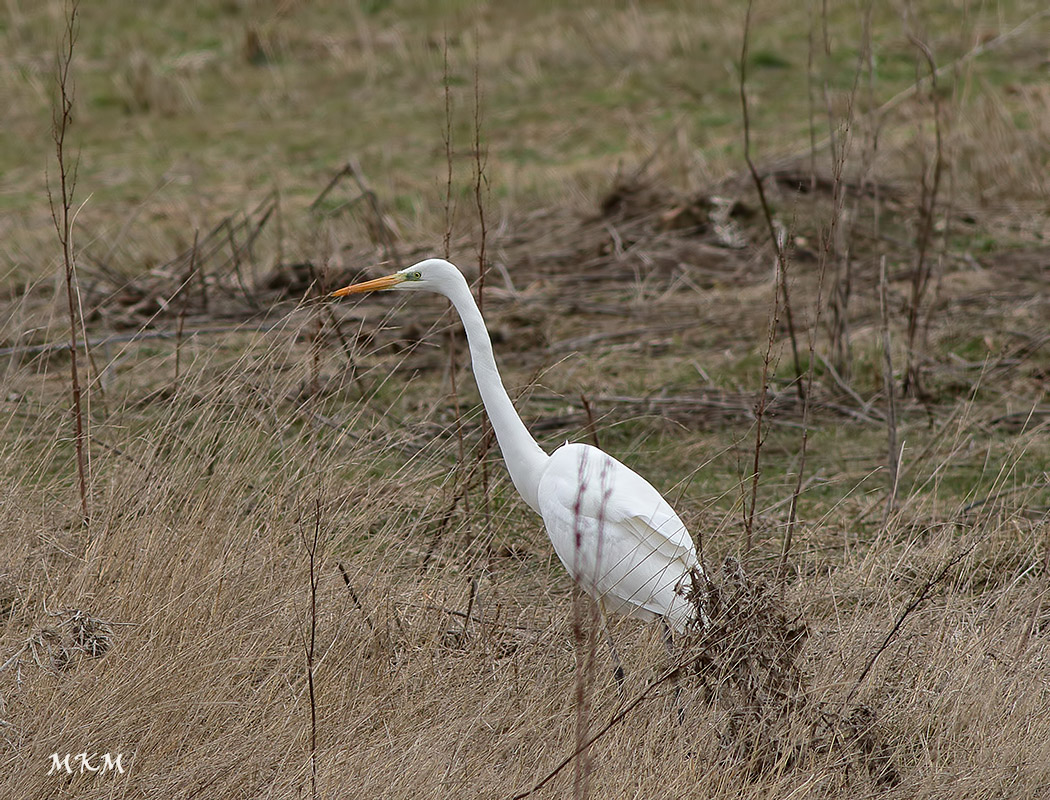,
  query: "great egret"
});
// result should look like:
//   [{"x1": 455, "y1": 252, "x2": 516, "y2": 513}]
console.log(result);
[{"x1": 333, "y1": 258, "x2": 705, "y2": 632}]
